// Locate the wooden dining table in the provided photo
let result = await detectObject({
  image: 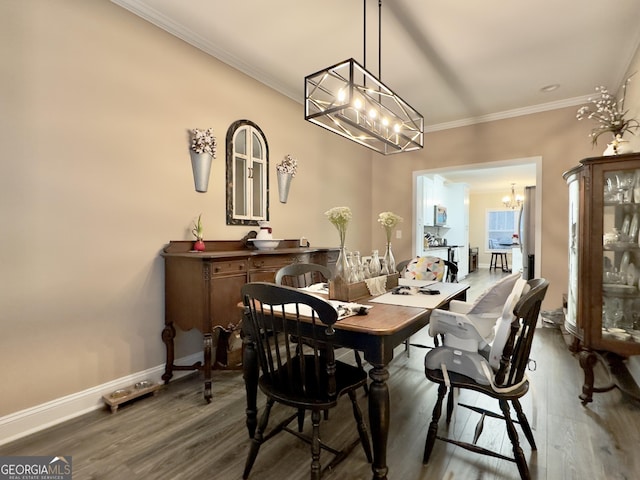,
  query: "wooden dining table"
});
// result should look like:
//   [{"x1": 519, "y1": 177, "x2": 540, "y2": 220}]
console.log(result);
[{"x1": 241, "y1": 281, "x2": 470, "y2": 480}]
